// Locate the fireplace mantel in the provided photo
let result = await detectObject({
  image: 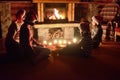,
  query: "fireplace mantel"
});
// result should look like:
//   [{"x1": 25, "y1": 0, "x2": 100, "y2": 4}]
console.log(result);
[
  {"x1": 33, "y1": 0, "x2": 80, "y2": 3},
  {"x1": 34, "y1": 23, "x2": 79, "y2": 28}
]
